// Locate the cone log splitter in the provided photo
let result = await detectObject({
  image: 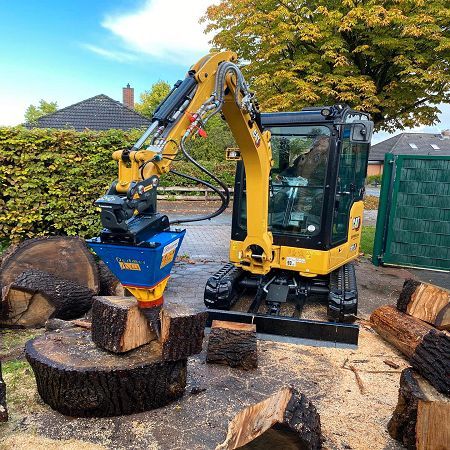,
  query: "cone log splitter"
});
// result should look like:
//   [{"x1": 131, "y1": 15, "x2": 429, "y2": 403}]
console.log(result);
[{"x1": 88, "y1": 51, "x2": 373, "y2": 344}]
